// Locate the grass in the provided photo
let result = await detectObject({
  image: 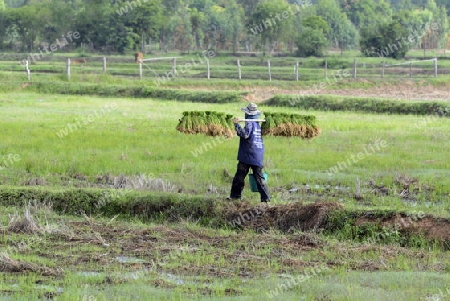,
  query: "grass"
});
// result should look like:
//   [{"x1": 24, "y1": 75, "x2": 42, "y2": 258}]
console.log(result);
[
  {"x1": 0, "y1": 204, "x2": 449, "y2": 300},
  {"x1": 0, "y1": 92, "x2": 449, "y2": 217},
  {"x1": 1, "y1": 56, "x2": 449, "y2": 300}
]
